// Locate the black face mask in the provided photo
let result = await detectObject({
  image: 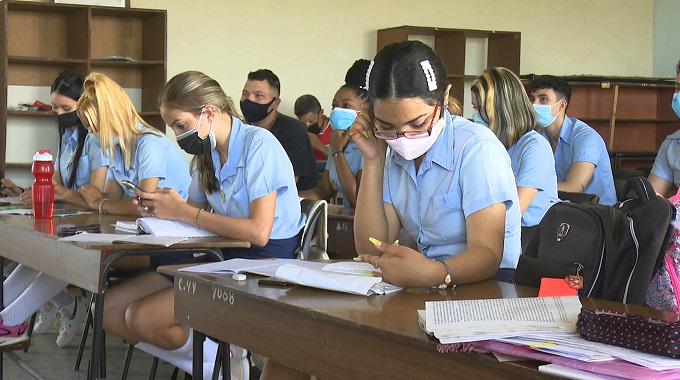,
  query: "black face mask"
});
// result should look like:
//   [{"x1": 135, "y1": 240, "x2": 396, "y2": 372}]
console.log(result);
[
  {"x1": 57, "y1": 111, "x2": 79, "y2": 129},
  {"x1": 175, "y1": 112, "x2": 215, "y2": 155},
  {"x1": 240, "y1": 98, "x2": 276, "y2": 123}
]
